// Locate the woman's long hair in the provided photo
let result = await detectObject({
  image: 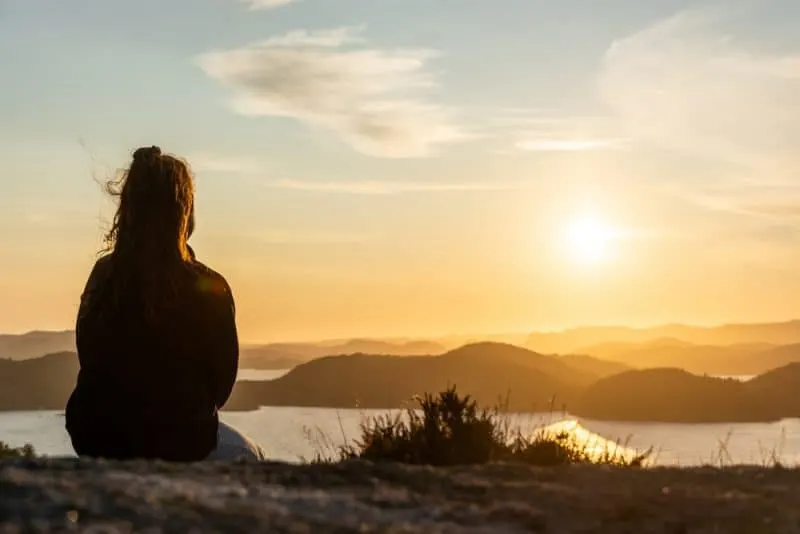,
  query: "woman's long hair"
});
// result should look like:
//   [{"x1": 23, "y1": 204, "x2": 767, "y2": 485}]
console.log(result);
[{"x1": 100, "y1": 146, "x2": 196, "y2": 323}]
